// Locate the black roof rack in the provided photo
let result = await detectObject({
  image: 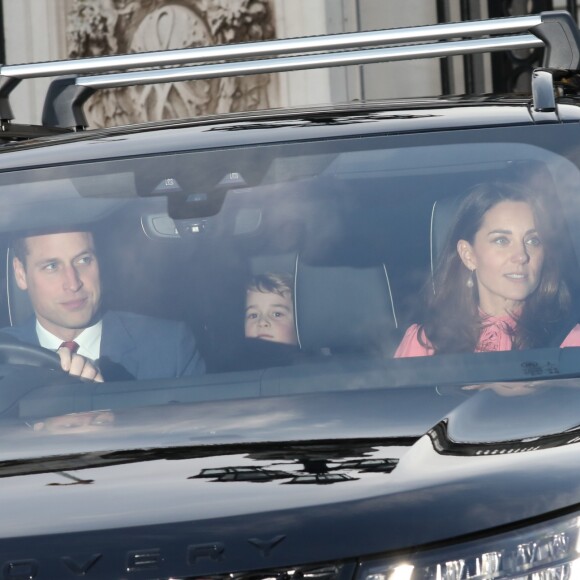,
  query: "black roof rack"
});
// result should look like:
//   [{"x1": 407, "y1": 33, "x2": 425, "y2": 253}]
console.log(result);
[{"x1": 0, "y1": 10, "x2": 579, "y2": 133}]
